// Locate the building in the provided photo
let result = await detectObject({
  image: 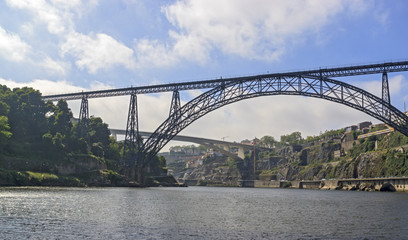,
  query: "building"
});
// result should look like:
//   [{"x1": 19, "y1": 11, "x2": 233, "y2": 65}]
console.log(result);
[
  {"x1": 344, "y1": 125, "x2": 358, "y2": 133},
  {"x1": 358, "y1": 121, "x2": 372, "y2": 130}
]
